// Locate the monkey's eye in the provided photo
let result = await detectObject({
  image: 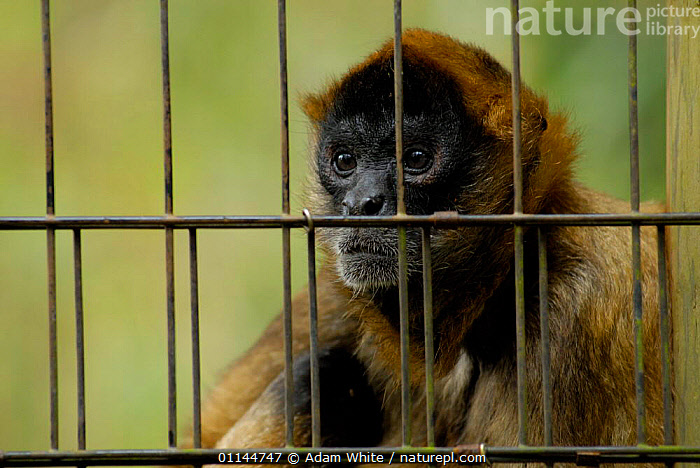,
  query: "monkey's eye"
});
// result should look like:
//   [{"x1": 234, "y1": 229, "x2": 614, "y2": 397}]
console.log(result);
[
  {"x1": 404, "y1": 149, "x2": 433, "y2": 174},
  {"x1": 332, "y1": 153, "x2": 357, "y2": 175}
]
